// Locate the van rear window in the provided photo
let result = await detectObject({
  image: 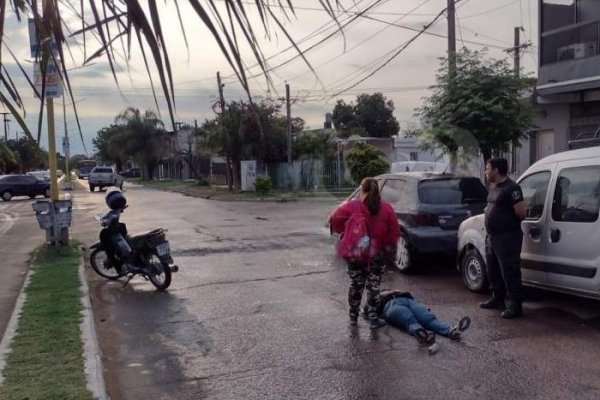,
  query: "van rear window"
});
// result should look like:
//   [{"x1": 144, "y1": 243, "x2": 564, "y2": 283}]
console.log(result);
[
  {"x1": 94, "y1": 168, "x2": 113, "y2": 173},
  {"x1": 418, "y1": 178, "x2": 487, "y2": 205}
]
